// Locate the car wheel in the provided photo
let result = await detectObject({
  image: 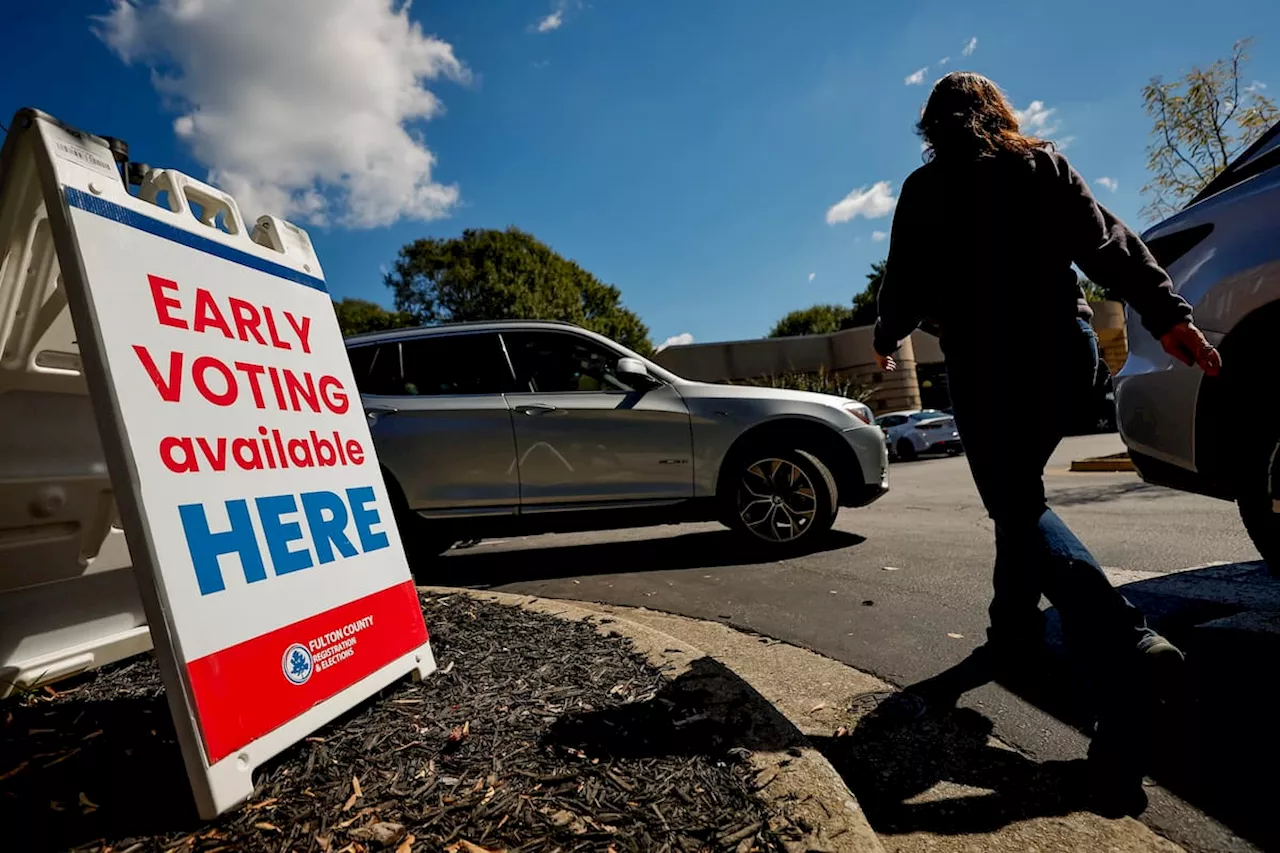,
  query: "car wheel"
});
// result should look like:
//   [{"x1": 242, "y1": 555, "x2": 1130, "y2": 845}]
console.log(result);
[
  {"x1": 723, "y1": 448, "x2": 838, "y2": 550},
  {"x1": 896, "y1": 439, "x2": 918, "y2": 462},
  {"x1": 1237, "y1": 437, "x2": 1280, "y2": 577},
  {"x1": 382, "y1": 470, "x2": 455, "y2": 582}
]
